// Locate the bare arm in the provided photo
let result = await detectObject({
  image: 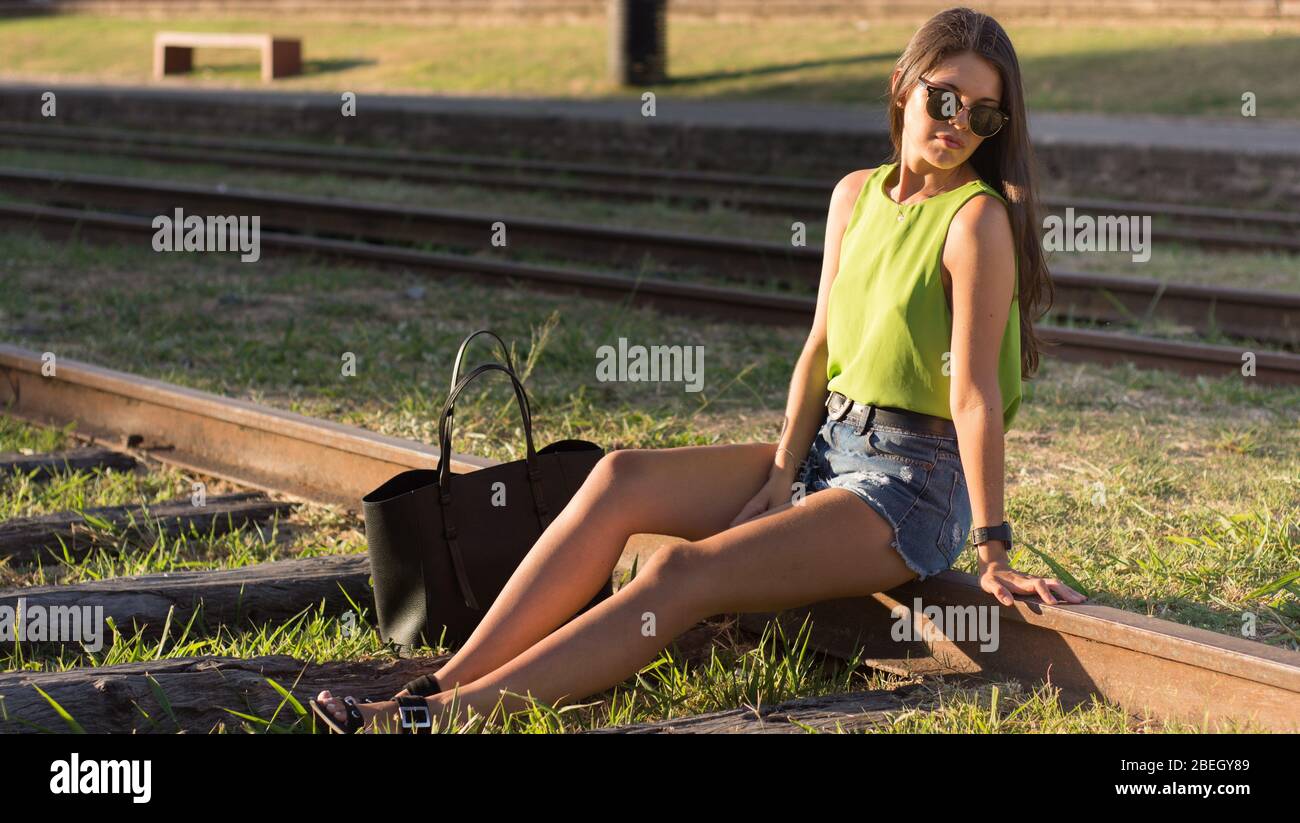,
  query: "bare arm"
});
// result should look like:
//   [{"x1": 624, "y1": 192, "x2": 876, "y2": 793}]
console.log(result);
[
  {"x1": 945, "y1": 194, "x2": 1015, "y2": 569},
  {"x1": 947, "y1": 196, "x2": 1085, "y2": 607},
  {"x1": 771, "y1": 168, "x2": 873, "y2": 480},
  {"x1": 728, "y1": 169, "x2": 872, "y2": 527}
]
